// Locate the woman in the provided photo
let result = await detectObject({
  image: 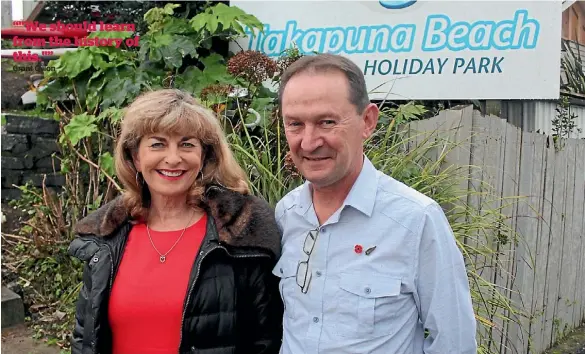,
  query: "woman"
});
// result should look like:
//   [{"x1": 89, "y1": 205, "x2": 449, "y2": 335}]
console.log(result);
[{"x1": 68, "y1": 89, "x2": 283, "y2": 354}]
